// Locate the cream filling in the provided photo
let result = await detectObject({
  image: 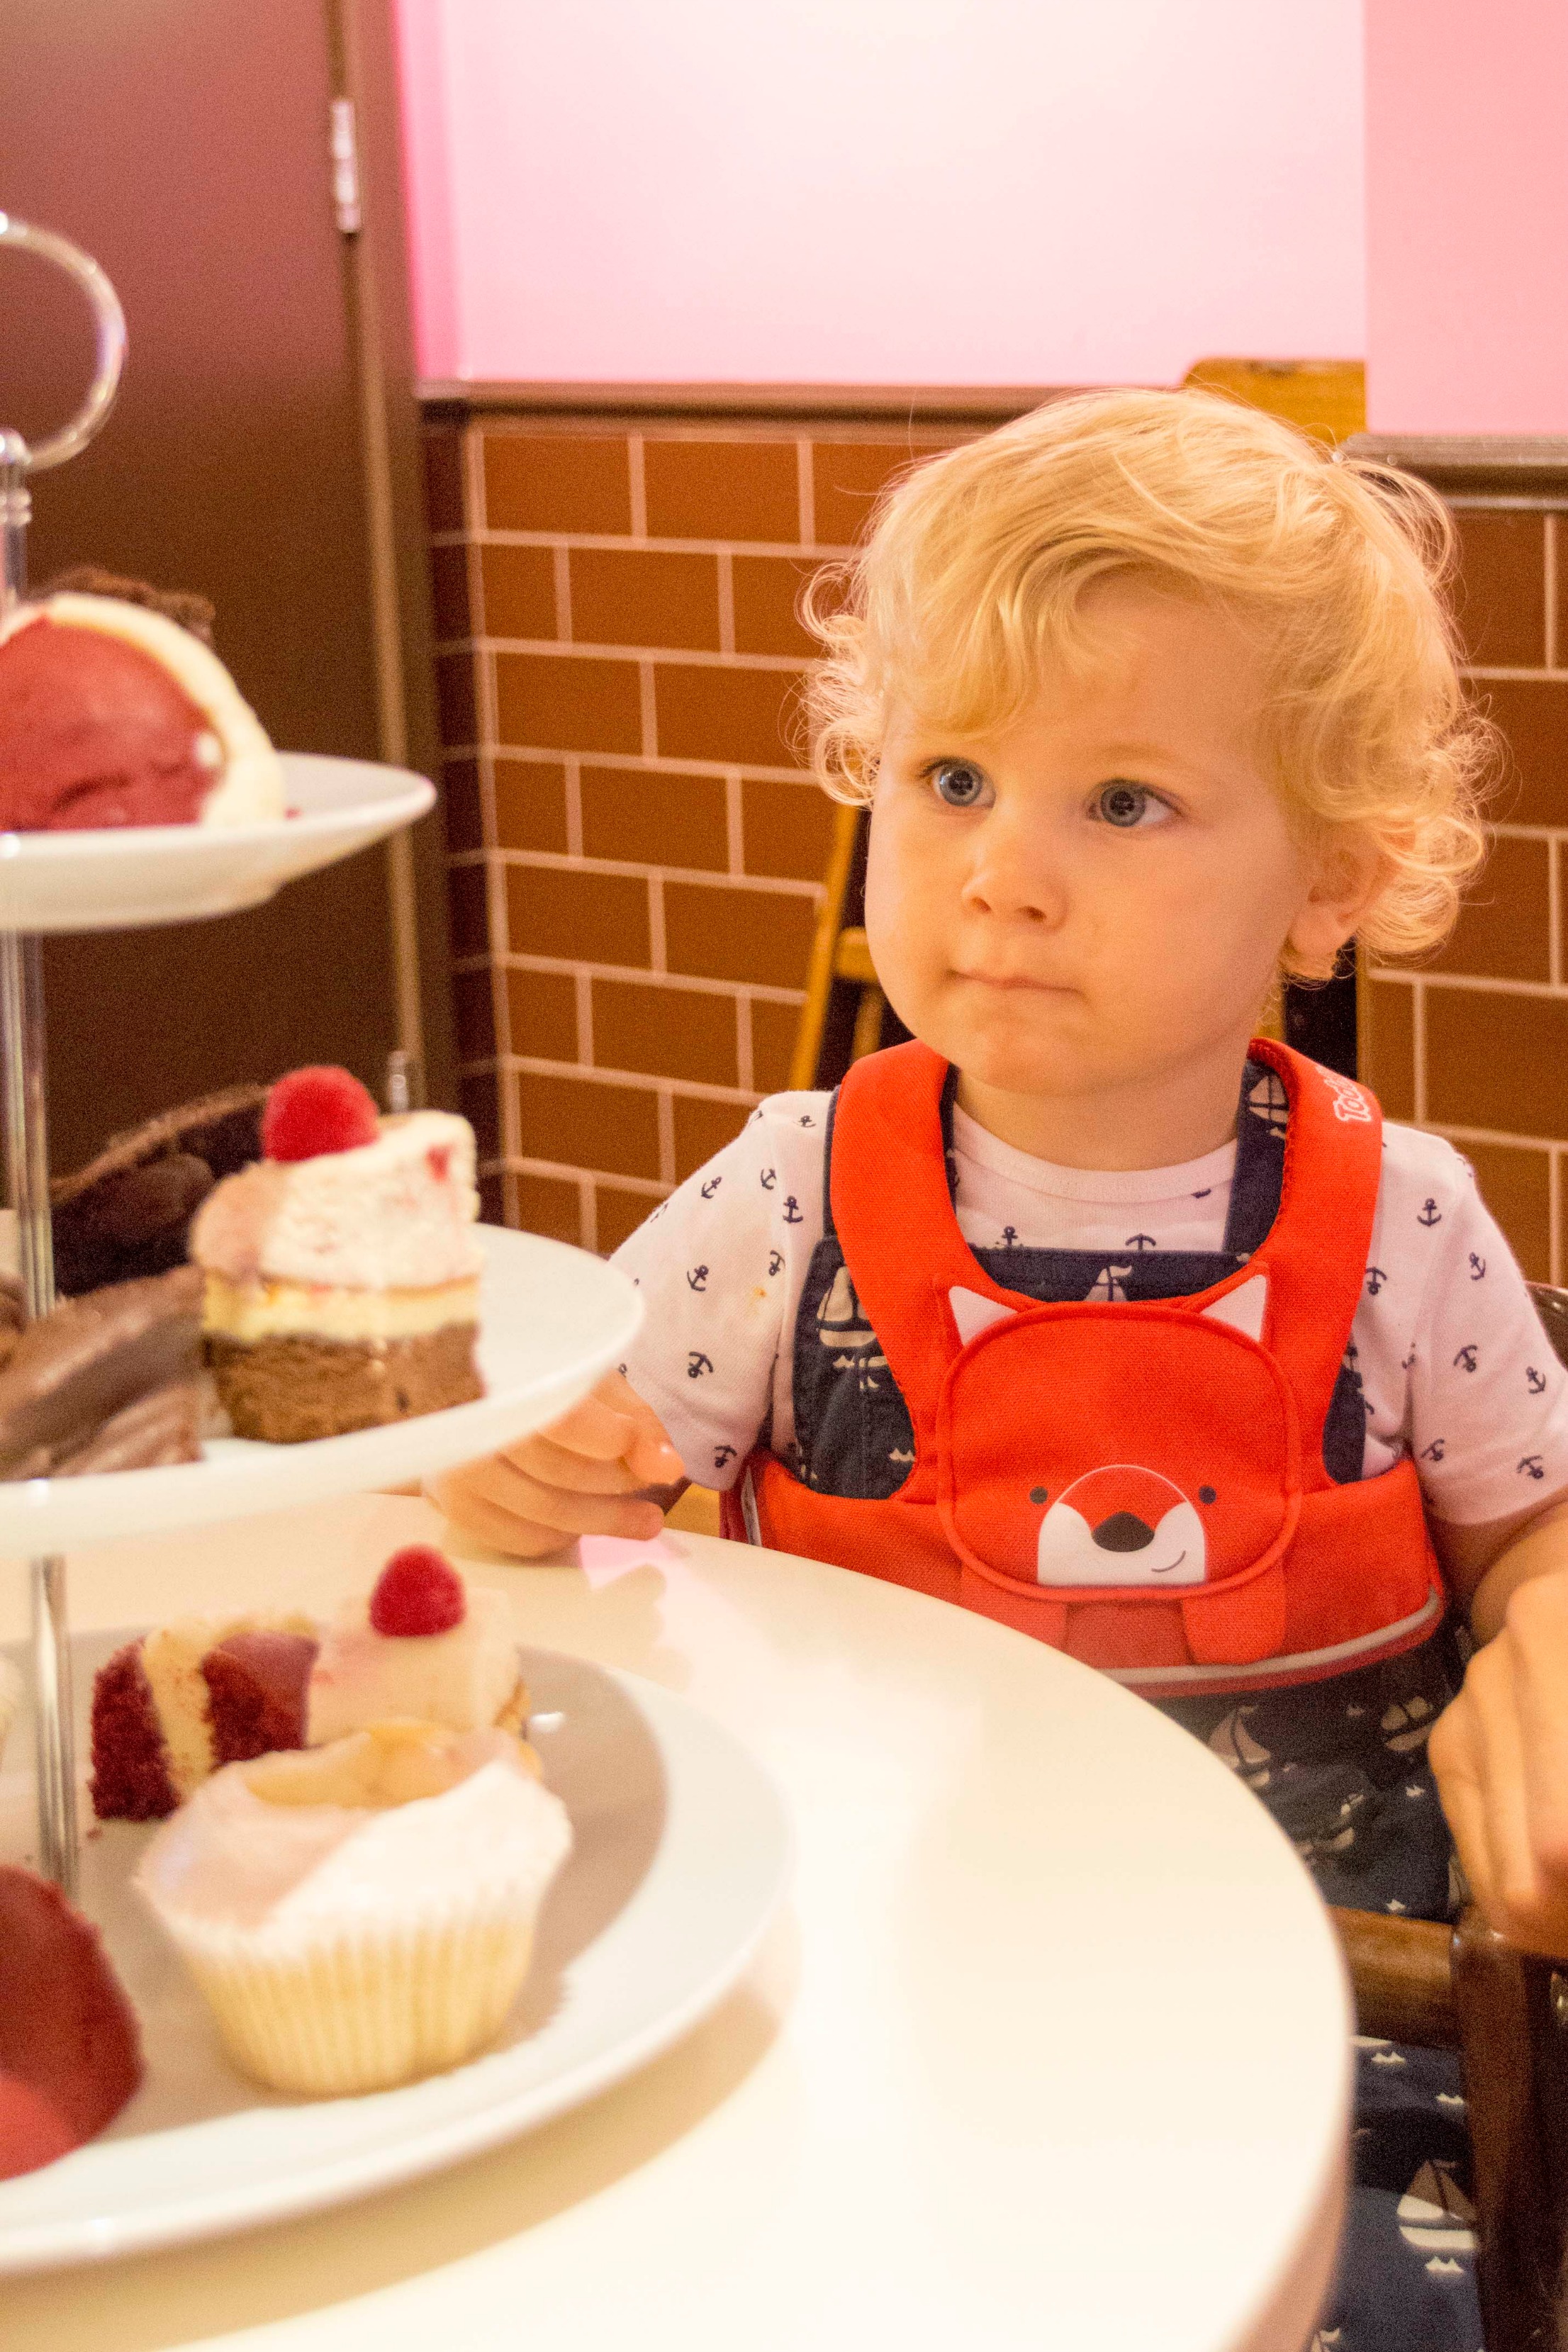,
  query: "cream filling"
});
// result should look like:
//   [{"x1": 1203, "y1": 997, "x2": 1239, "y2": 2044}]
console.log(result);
[{"x1": 203, "y1": 1274, "x2": 479, "y2": 1344}]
